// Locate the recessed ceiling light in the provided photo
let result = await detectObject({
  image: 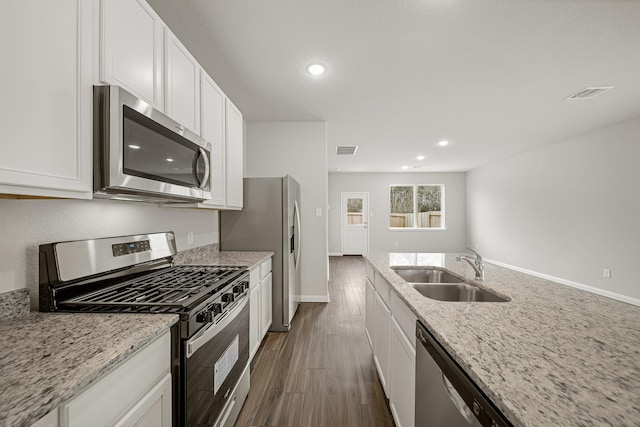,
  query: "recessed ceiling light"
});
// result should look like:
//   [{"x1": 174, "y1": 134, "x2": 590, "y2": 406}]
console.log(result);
[
  {"x1": 401, "y1": 165, "x2": 409, "y2": 170},
  {"x1": 166, "y1": 158, "x2": 174, "y2": 162},
  {"x1": 128, "y1": 144, "x2": 141, "y2": 150},
  {"x1": 438, "y1": 140, "x2": 449, "y2": 147},
  {"x1": 306, "y1": 63, "x2": 327, "y2": 76},
  {"x1": 416, "y1": 155, "x2": 425, "y2": 160}
]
